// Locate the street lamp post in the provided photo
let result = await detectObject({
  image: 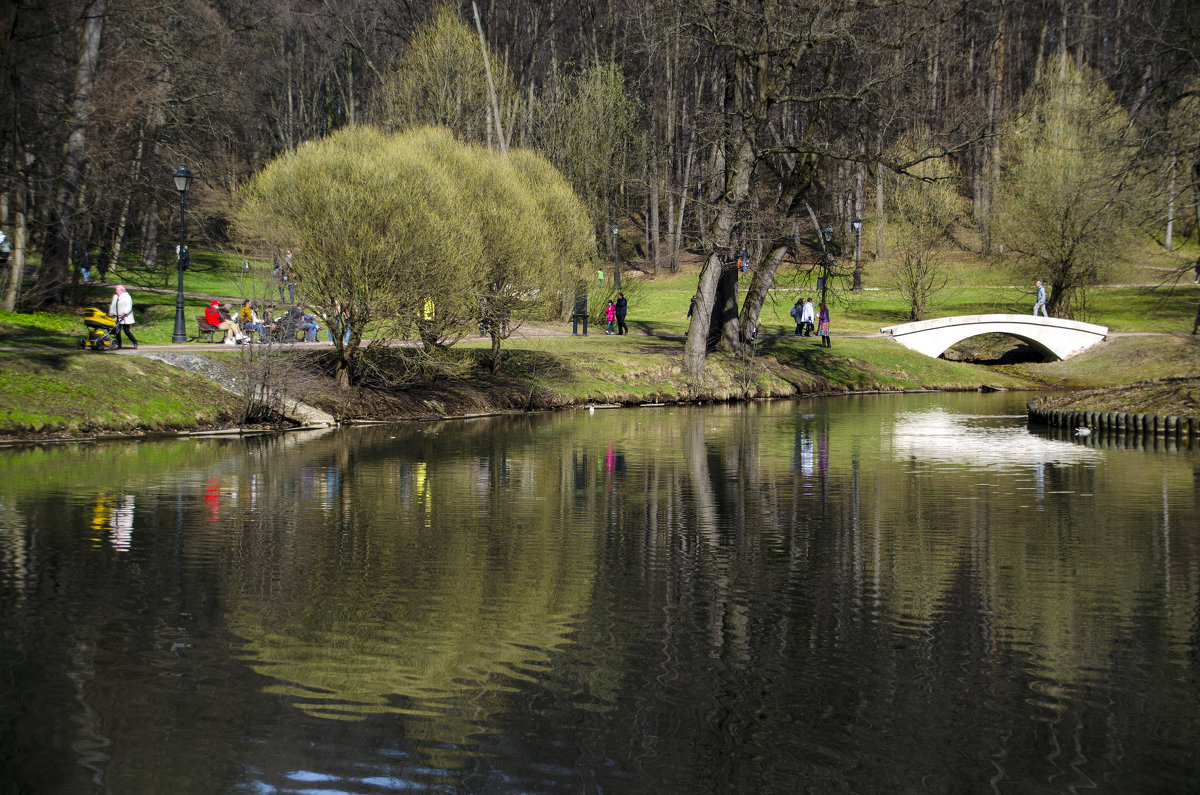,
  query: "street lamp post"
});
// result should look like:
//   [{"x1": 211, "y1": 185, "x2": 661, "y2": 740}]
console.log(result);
[
  {"x1": 851, "y1": 217, "x2": 863, "y2": 291},
  {"x1": 171, "y1": 165, "x2": 193, "y2": 343},
  {"x1": 612, "y1": 224, "x2": 621, "y2": 290}
]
